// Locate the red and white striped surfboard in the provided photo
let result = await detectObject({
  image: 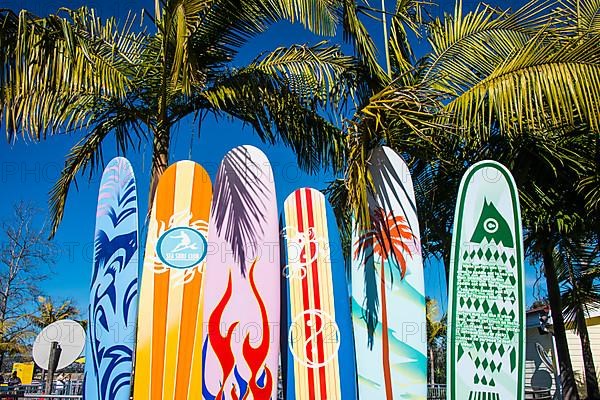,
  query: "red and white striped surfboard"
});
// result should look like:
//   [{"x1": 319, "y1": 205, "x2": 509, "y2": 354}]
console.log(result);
[{"x1": 282, "y1": 187, "x2": 356, "y2": 400}]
